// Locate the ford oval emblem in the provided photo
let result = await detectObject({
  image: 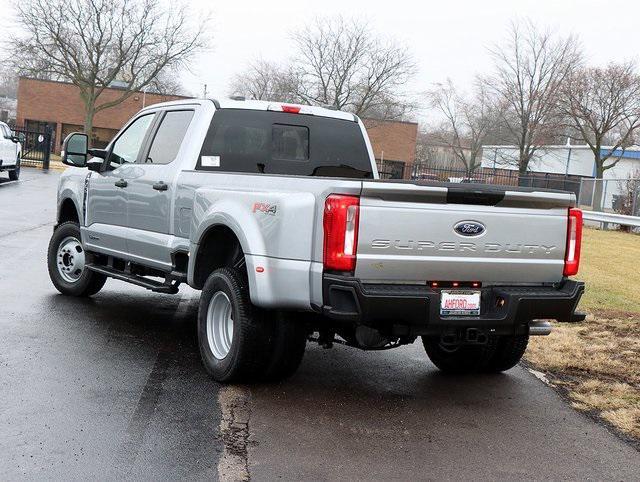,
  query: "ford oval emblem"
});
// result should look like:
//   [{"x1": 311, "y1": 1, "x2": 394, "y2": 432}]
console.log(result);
[{"x1": 454, "y1": 221, "x2": 486, "y2": 237}]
